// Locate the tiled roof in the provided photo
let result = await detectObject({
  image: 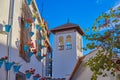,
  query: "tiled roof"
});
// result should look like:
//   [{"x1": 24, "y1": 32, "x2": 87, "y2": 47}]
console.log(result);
[{"x1": 51, "y1": 23, "x2": 84, "y2": 35}]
